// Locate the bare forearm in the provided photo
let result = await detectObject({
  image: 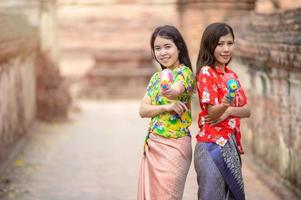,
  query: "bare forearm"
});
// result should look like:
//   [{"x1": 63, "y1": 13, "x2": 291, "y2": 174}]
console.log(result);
[
  {"x1": 139, "y1": 104, "x2": 167, "y2": 118},
  {"x1": 163, "y1": 83, "x2": 185, "y2": 100},
  {"x1": 227, "y1": 104, "x2": 251, "y2": 118},
  {"x1": 172, "y1": 83, "x2": 185, "y2": 97},
  {"x1": 207, "y1": 104, "x2": 229, "y2": 121}
]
